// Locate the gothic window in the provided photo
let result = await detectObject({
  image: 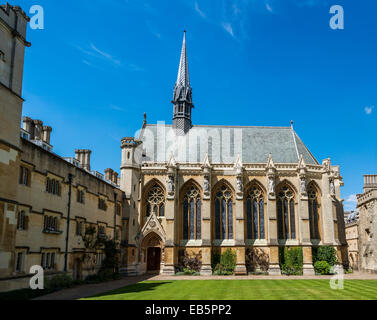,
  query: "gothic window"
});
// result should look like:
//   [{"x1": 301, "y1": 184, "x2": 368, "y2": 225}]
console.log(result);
[
  {"x1": 182, "y1": 185, "x2": 201, "y2": 240},
  {"x1": 146, "y1": 184, "x2": 165, "y2": 217},
  {"x1": 246, "y1": 186, "x2": 265, "y2": 240},
  {"x1": 308, "y1": 187, "x2": 321, "y2": 240},
  {"x1": 277, "y1": 185, "x2": 296, "y2": 240},
  {"x1": 214, "y1": 185, "x2": 233, "y2": 240}
]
